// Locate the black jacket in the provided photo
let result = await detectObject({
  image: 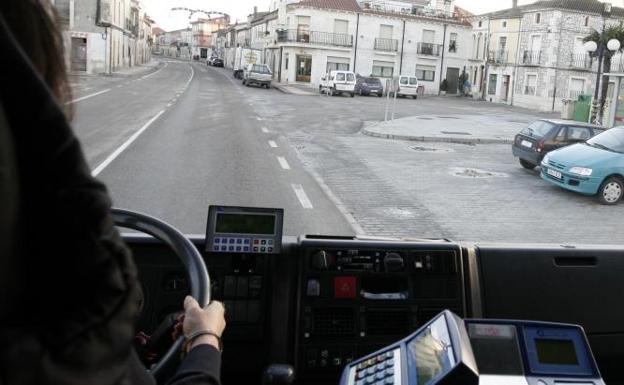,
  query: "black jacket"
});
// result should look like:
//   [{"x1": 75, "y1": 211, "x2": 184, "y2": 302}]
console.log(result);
[{"x1": 0, "y1": 11, "x2": 220, "y2": 385}]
